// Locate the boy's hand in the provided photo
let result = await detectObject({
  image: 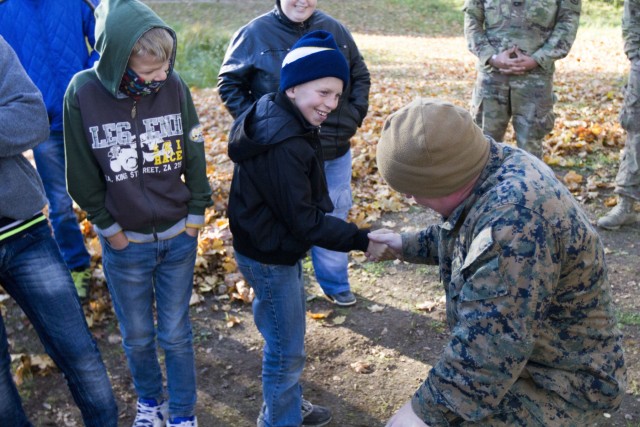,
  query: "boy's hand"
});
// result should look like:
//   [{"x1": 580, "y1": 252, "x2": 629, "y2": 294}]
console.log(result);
[
  {"x1": 185, "y1": 227, "x2": 199, "y2": 238},
  {"x1": 366, "y1": 240, "x2": 388, "y2": 261},
  {"x1": 107, "y1": 231, "x2": 129, "y2": 250}
]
